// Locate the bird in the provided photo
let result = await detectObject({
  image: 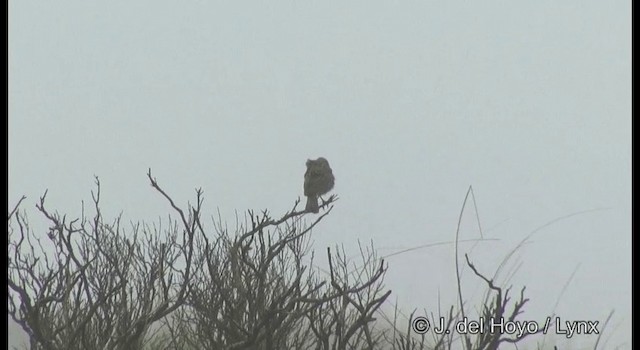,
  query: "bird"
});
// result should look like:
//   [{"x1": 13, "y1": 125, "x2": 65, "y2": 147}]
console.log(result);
[{"x1": 304, "y1": 157, "x2": 335, "y2": 213}]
